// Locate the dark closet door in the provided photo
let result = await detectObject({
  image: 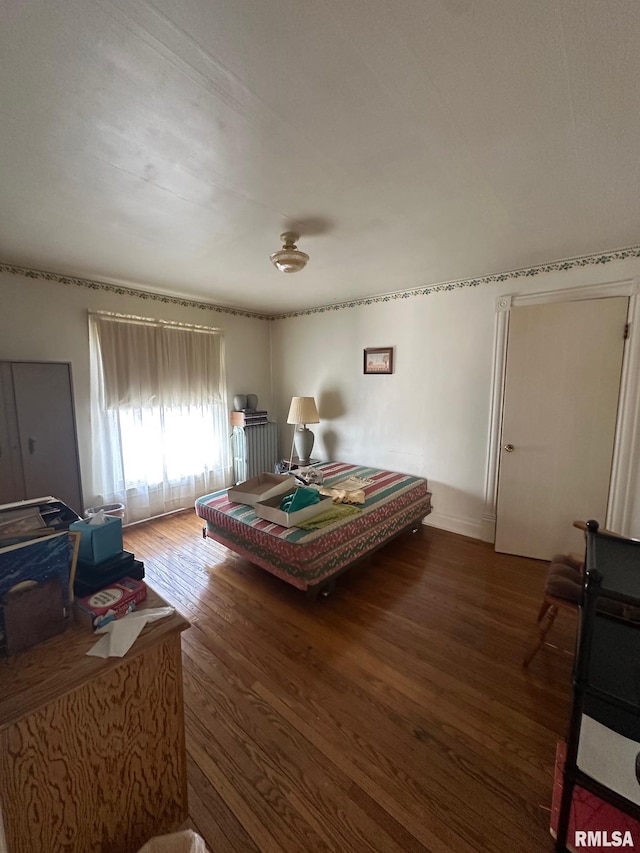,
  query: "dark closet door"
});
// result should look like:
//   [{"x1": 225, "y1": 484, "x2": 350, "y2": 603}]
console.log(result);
[
  {"x1": 11, "y1": 362, "x2": 83, "y2": 513},
  {"x1": 0, "y1": 363, "x2": 24, "y2": 504}
]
